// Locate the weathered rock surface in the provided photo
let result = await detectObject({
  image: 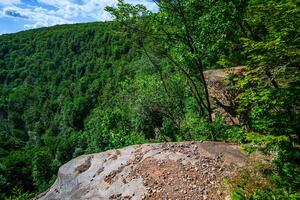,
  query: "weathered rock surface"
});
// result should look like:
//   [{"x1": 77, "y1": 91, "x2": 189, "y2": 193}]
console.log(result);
[
  {"x1": 36, "y1": 142, "x2": 247, "y2": 200},
  {"x1": 204, "y1": 66, "x2": 245, "y2": 125}
]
